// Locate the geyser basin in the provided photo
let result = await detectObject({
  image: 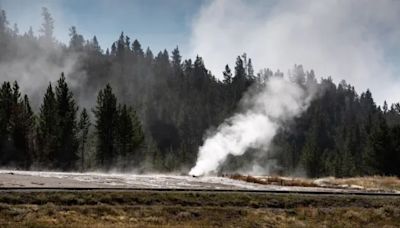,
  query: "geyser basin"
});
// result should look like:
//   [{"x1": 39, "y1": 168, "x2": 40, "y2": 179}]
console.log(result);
[
  {"x1": 0, "y1": 170, "x2": 389, "y2": 194},
  {"x1": 189, "y1": 77, "x2": 312, "y2": 176},
  {"x1": 0, "y1": 170, "x2": 273, "y2": 190}
]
